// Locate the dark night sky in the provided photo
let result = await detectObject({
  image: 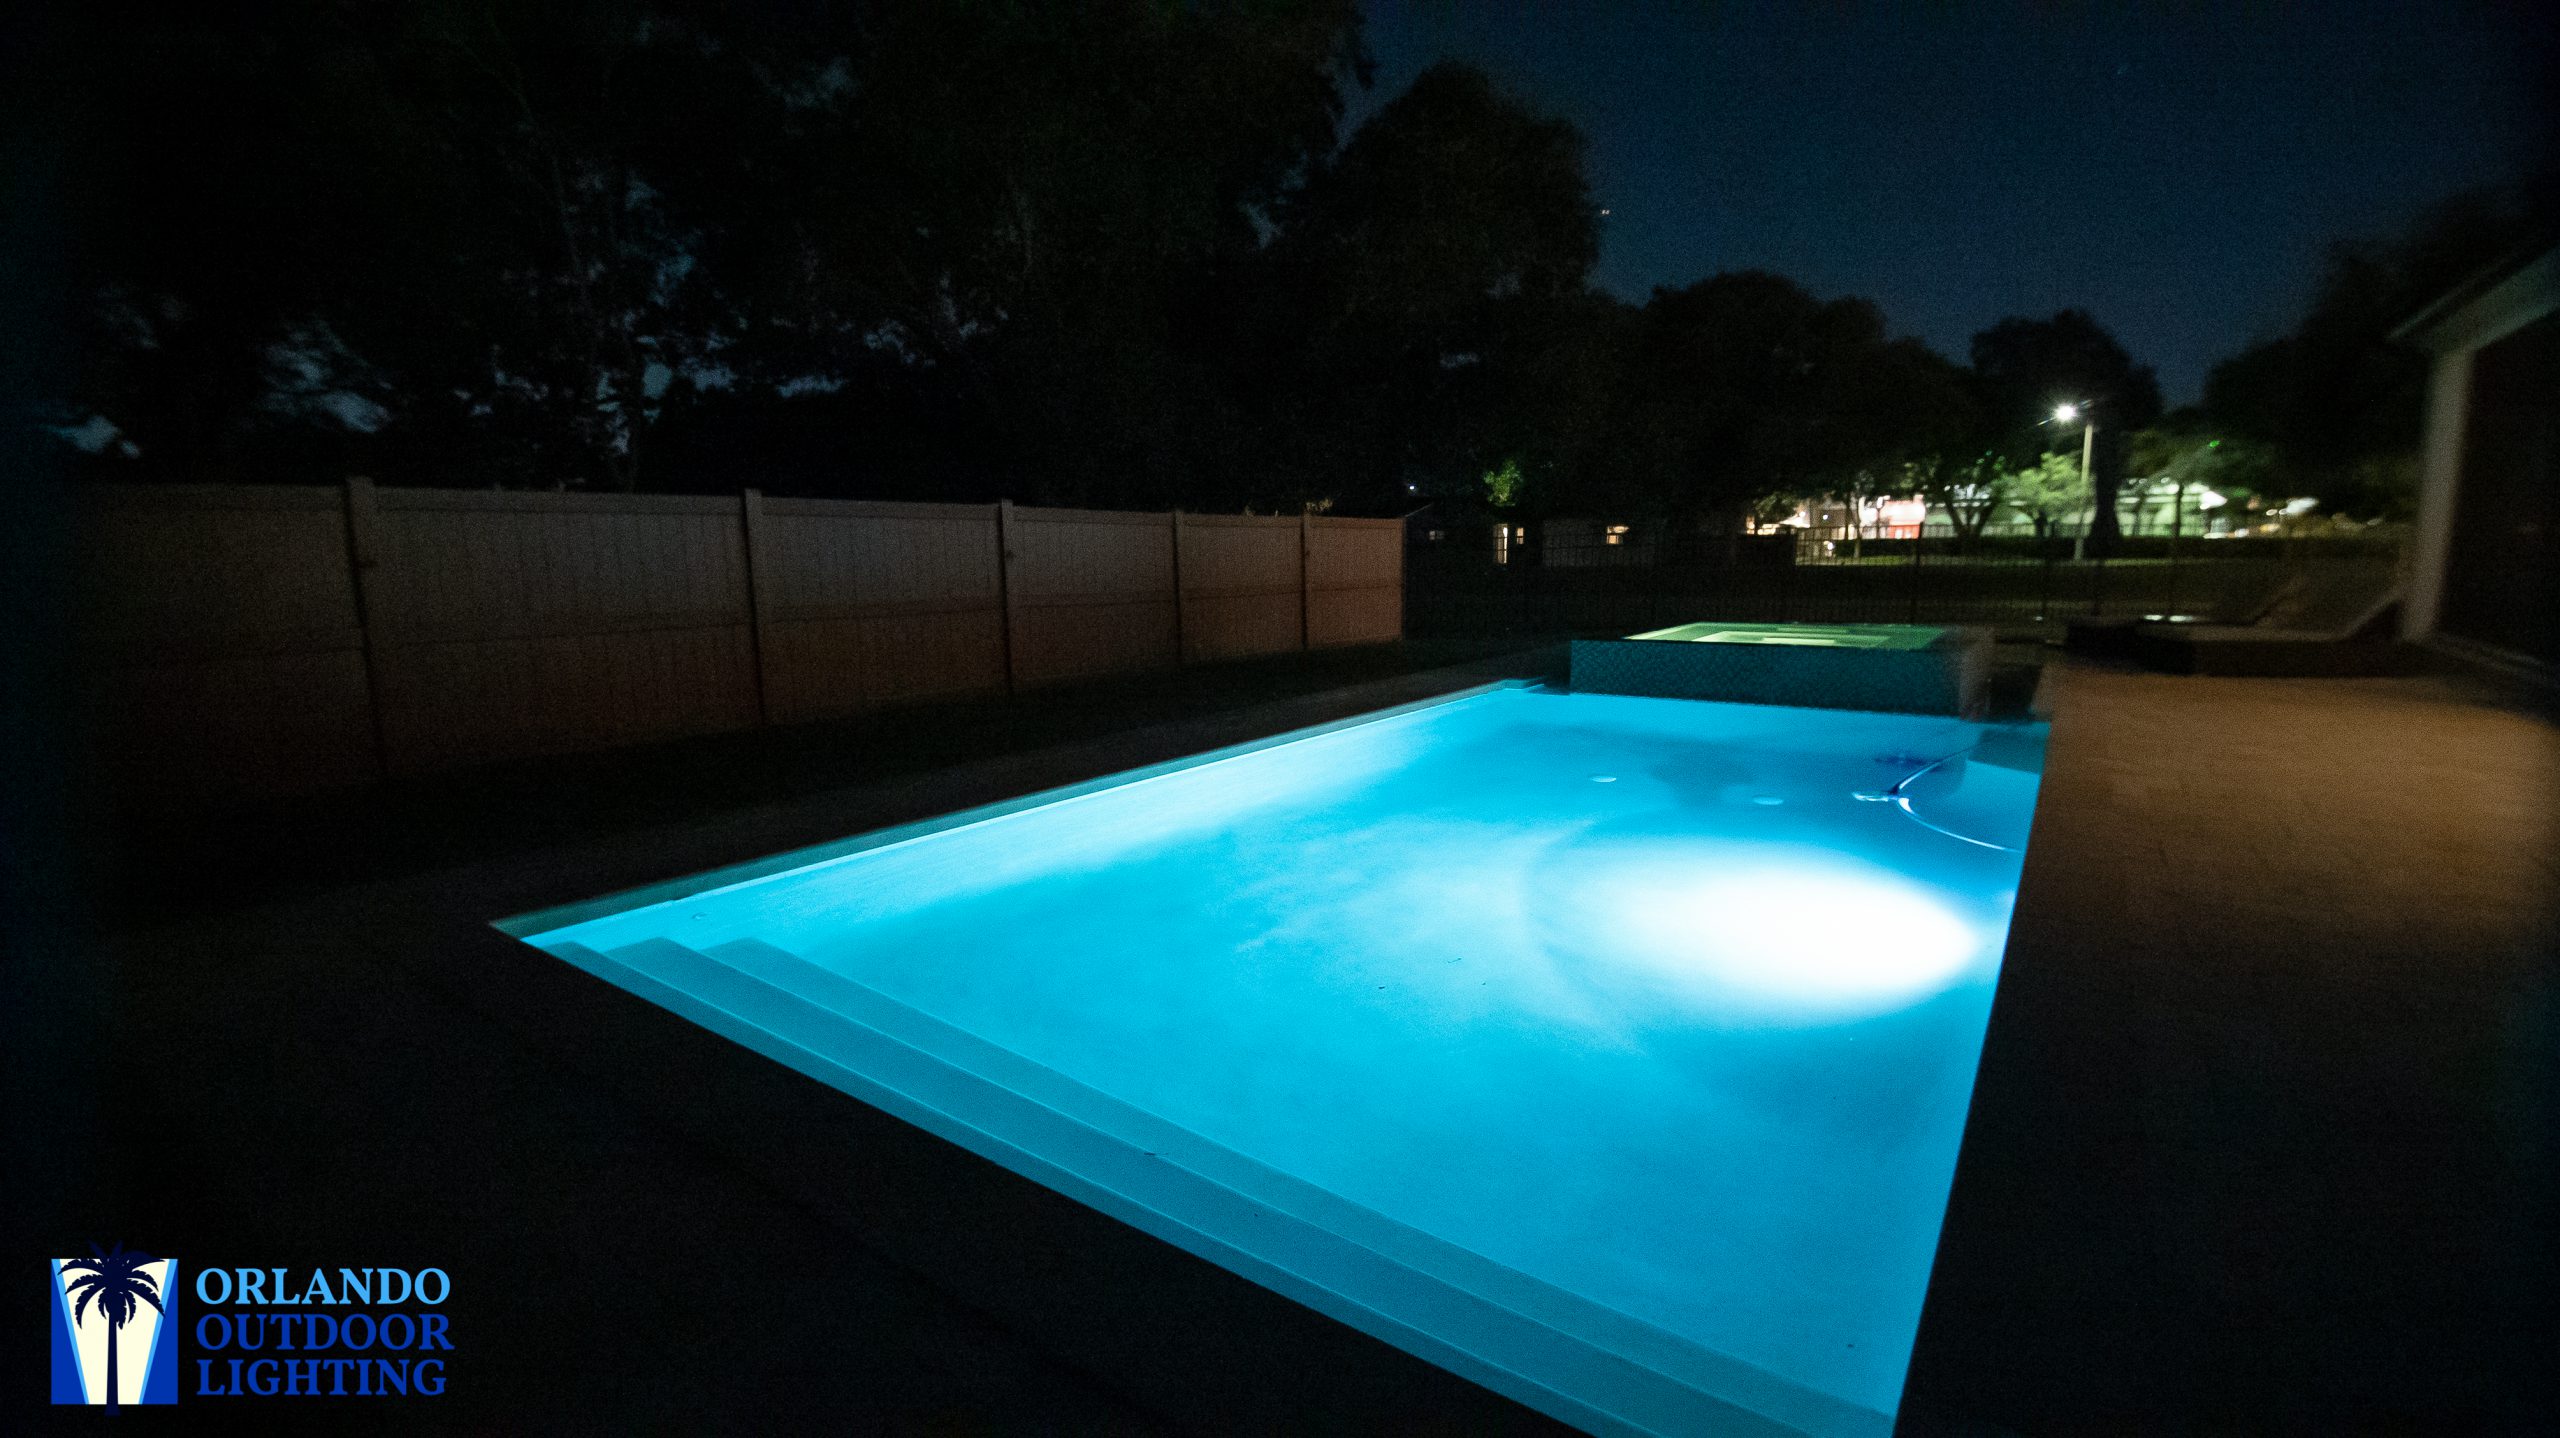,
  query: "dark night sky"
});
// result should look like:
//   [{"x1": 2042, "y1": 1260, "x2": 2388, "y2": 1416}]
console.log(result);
[{"x1": 1356, "y1": 1, "x2": 2551, "y2": 404}]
